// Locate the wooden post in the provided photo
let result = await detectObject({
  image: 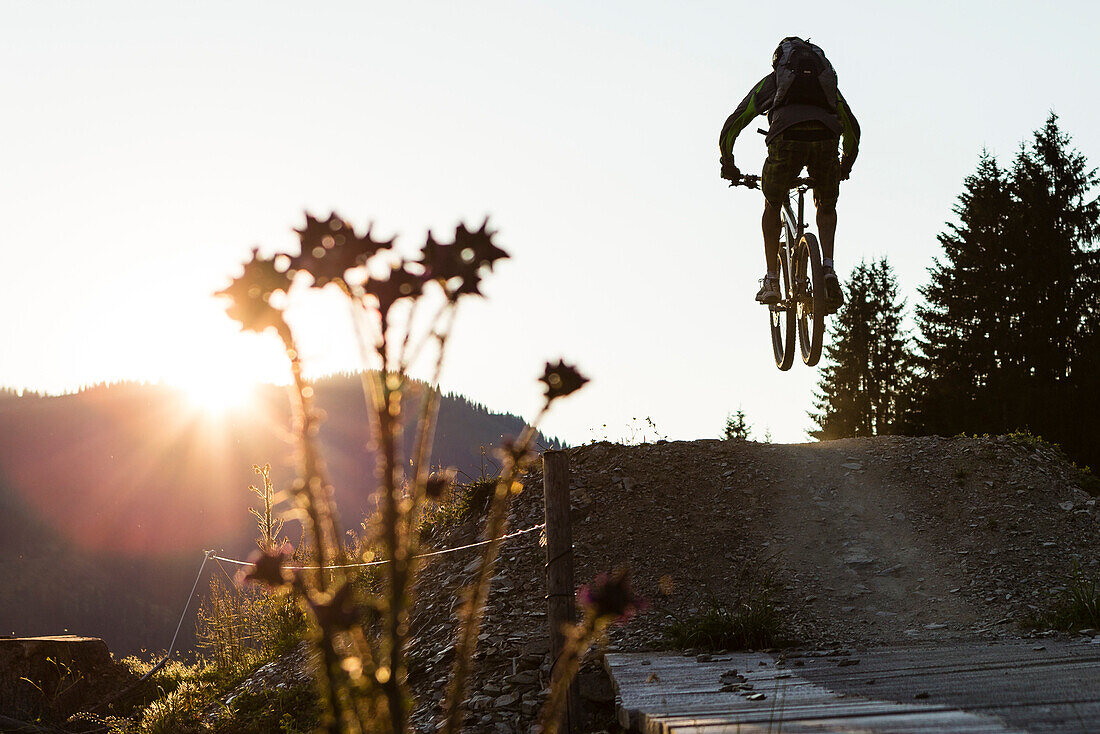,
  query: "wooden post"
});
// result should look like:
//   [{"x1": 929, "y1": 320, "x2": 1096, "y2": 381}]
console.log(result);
[{"x1": 543, "y1": 450, "x2": 577, "y2": 734}]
